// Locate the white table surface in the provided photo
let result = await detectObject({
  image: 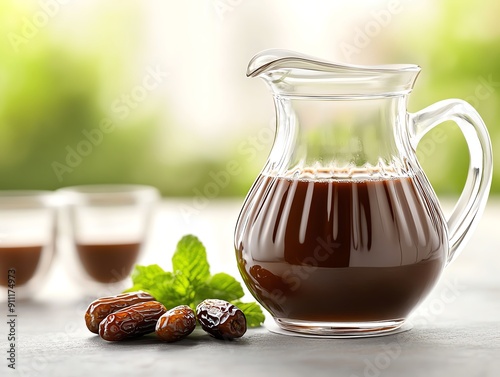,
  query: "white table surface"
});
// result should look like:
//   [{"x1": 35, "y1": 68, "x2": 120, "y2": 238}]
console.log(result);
[{"x1": 3, "y1": 197, "x2": 500, "y2": 377}]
